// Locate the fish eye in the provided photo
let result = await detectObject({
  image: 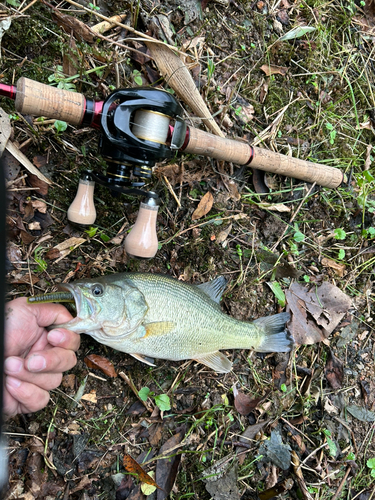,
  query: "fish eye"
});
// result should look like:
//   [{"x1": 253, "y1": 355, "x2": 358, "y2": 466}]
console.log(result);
[{"x1": 91, "y1": 284, "x2": 104, "y2": 297}]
